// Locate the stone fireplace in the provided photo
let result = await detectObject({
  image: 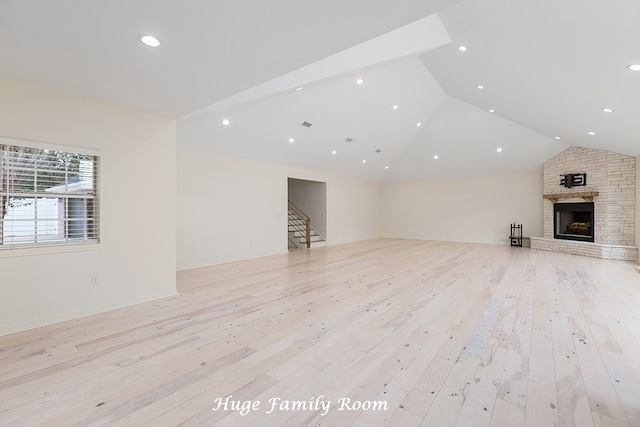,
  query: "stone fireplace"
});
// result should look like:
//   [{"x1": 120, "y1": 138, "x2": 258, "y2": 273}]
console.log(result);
[{"x1": 530, "y1": 146, "x2": 637, "y2": 260}]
